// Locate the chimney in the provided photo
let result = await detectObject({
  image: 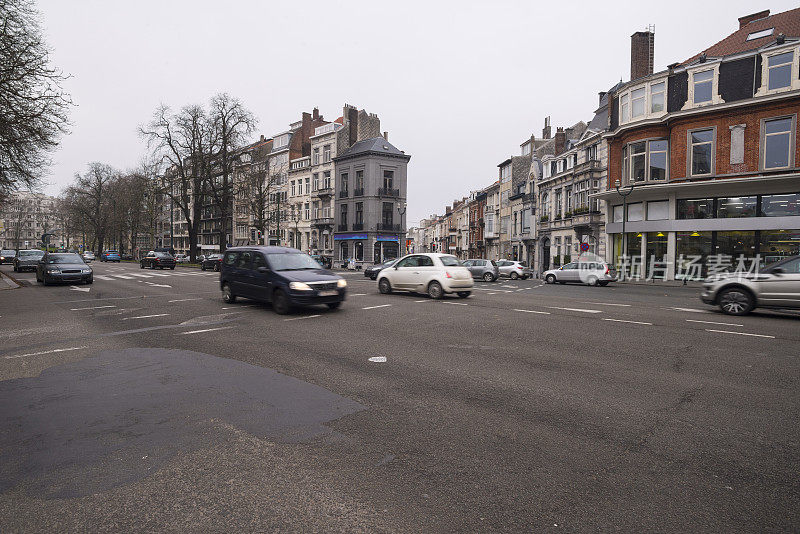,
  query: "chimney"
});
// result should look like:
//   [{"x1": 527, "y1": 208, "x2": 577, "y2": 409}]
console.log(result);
[
  {"x1": 383, "y1": 131, "x2": 389, "y2": 141},
  {"x1": 542, "y1": 116, "x2": 551, "y2": 139},
  {"x1": 630, "y1": 30, "x2": 654, "y2": 81},
  {"x1": 738, "y1": 9, "x2": 769, "y2": 29},
  {"x1": 312, "y1": 107, "x2": 319, "y2": 120},
  {"x1": 554, "y1": 127, "x2": 566, "y2": 156},
  {"x1": 598, "y1": 91, "x2": 606, "y2": 105},
  {"x1": 260, "y1": 134, "x2": 265, "y2": 142}
]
